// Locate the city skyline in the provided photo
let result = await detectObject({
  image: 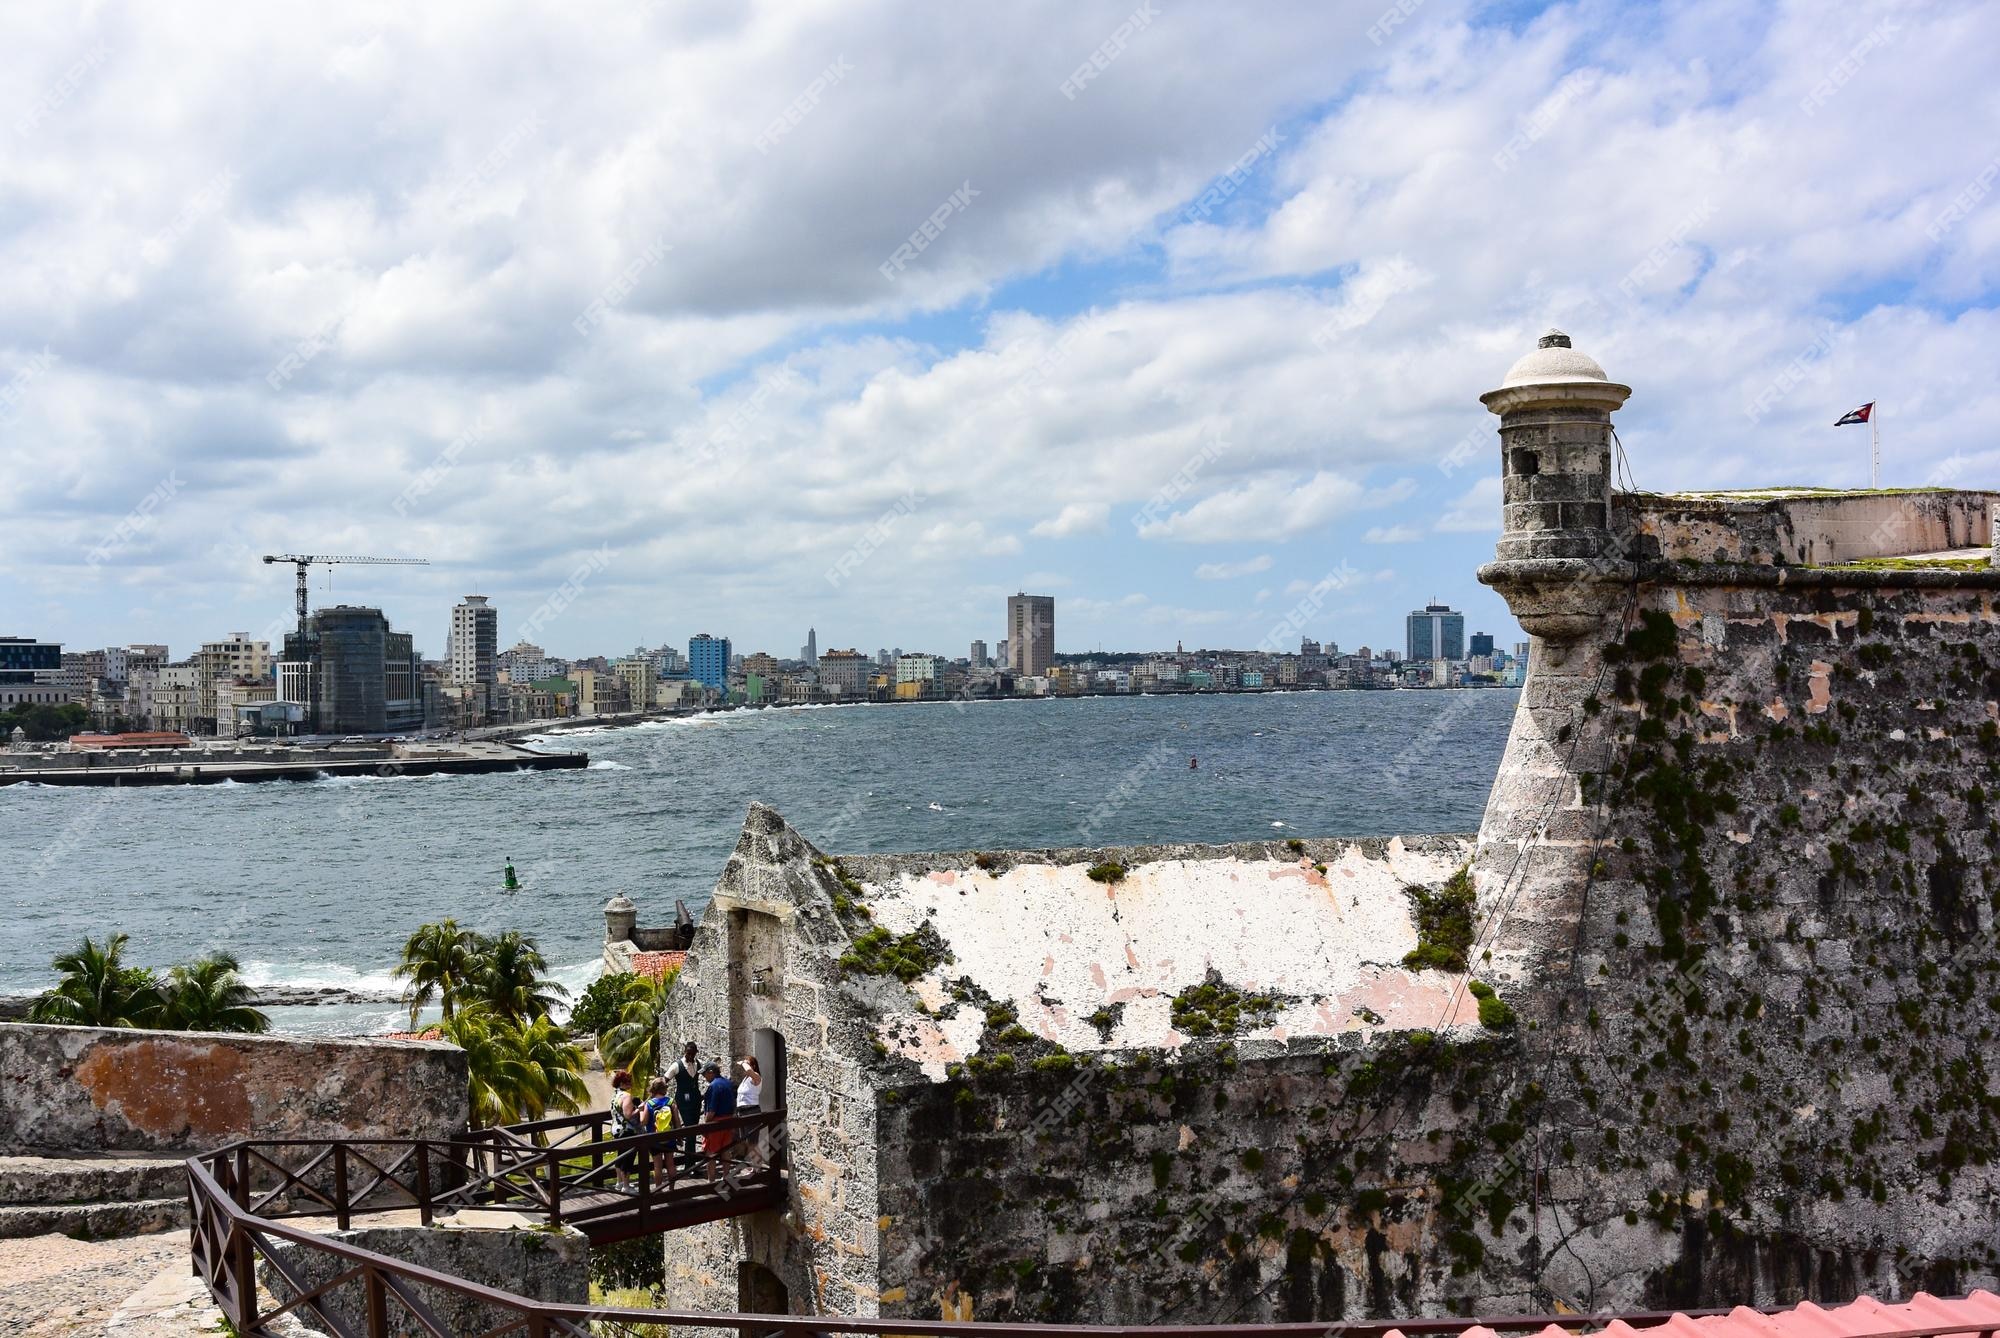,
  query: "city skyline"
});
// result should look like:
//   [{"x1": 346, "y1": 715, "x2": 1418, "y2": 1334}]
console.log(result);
[{"x1": 9, "y1": 5, "x2": 1994, "y2": 658}]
